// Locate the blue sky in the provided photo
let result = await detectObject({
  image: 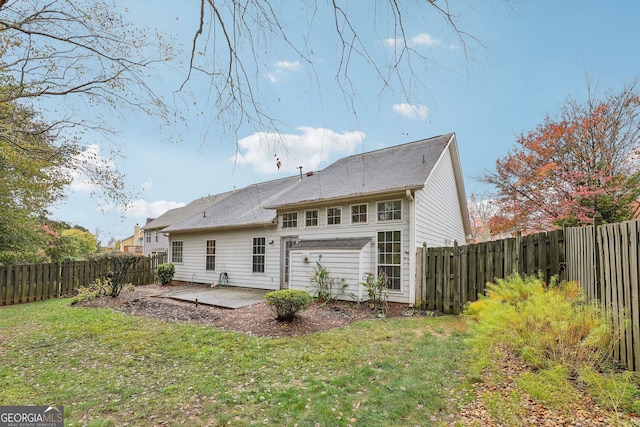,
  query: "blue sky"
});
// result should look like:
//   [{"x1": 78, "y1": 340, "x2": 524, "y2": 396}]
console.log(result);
[{"x1": 47, "y1": 0, "x2": 640, "y2": 244}]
